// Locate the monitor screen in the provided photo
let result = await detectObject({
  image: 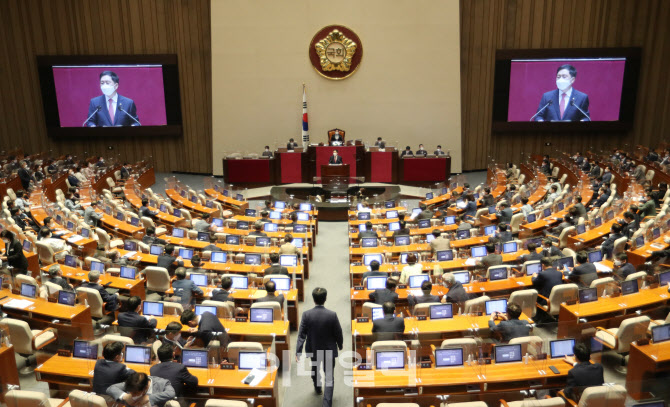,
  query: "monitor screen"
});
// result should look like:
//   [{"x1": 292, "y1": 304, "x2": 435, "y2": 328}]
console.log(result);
[
  {"x1": 236, "y1": 221, "x2": 249, "y2": 230},
  {"x1": 250, "y1": 307, "x2": 274, "y2": 323},
  {"x1": 358, "y1": 224, "x2": 367, "y2": 232},
  {"x1": 205, "y1": 201, "x2": 214, "y2": 209},
  {"x1": 274, "y1": 201, "x2": 286, "y2": 209},
  {"x1": 300, "y1": 203, "x2": 312, "y2": 211},
  {"x1": 130, "y1": 217, "x2": 140, "y2": 227},
  {"x1": 194, "y1": 305, "x2": 217, "y2": 316},
  {"x1": 270, "y1": 277, "x2": 291, "y2": 291},
  {"x1": 279, "y1": 255, "x2": 297, "y2": 267},
  {"x1": 436, "y1": 250, "x2": 453, "y2": 261},
  {"x1": 386, "y1": 210, "x2": 398, "y2": 219},
  {"x1": 553, "y1": 256, "x2": 574, "y2": 270},
  {"x1": 142, "y1": 301, "x2": 164, "y2": 316},
  {"x1": 73, "y1": 340, "x2": 98, "y2": 360},
  {"x1": 150, "y1": 245, "x2": 163, "y2": 255},
  {"x1": 395, "y1": 236, "x2": 410, "y2": 246},
  {"x1": 116, "y1": 212, "x2": 125, "y2": 221},
  {"x1": 408, "y1": 274, "x2": 430, "y2": 288},
  {"x1": 20, "y1": 283, "x2": 37, "y2": 298},
  {"x1": 124, "y1": 241, "x2": 138, "y2": 251},
  {"x1": 268, "y1": 211, "x2": 281, "y2": 220},
  {"x1": 173, "y1": 209, "x2": 181, "y2": 217},
  {"x1": 635, "y1": 235, "x2": 645, "y2": 247},
  {"x1": 366, "y1": 276, "x2": 387, "y2": 290},
  {"x1": 189, "y1": 273, "x2": 208, "y2": 287},
  {"x1": 90, "y1": 260, "x2": 105, "y2": 272},
  {"x1": 576, "y1": 224, "x2": 586, "y2": 234},
  {"x1": 293, "y1": 238, "x2": 304, "y2": 248},
  {"x1": 417, "y1": 219, "x2": 431, "y2": 229},
  {"x1": 456, "y1": 229, "x2": 471, "y2": 239},
  {"x1": 178, "y1": 248, "x2": 193, "y2": 260},
  {"x1": 358, "y1": 212, "x2": 371, "y2": 220},
  {"x1": 557, "y1": 202, "x2": 565, "y2": 211},
  {"x1": 238, "y1": 351, "x2": 267, "y2": 370},
  {"x1": 430, "y1": 304, "x2": 453, "y2": 320},
  {"x1": 489, "y1": 267, "x2": 508, "y2": 281},
  {"x1": 226, "y1": 235, "x2": 240, "y2": 245},
  {"x1": 594, "y1": 217, "x2": 602, "y2": 227},
  {"x1": 651, "y1": 324, "x2": 670, "y2": 344},
  {"x1": 255, "y1": 237, "x2": 270, "y2": 247},
  {"x1": 494, "y1": 344, "x2": 522, "y2": 364},
  {"x1": 294, "y1": 225, "x2": 307, "y2": 233},
  {"x1": 485, "y1": 299, "x2": 507, "y2": 315},
  {"x1": 484, "y1": 225, "x2": 497, "y2": 236},
  {"x1": 212, "y1": 217, "x2": 224, "y2": 227},
  {"x1": 244, "y1": 254, "x2": 261, "y2": 265},
  {"x1": 363, "y1": 254, "x2": 383, "y2": 266},
  {"x1": 442, "y1": 187, "x2": 448, "y2": 195},
  {"x1": 621, "y1": 279, "x2": 639, "y2": 295},
  {"x1": 160, "y1": 204, "x2": 167, "y2": 213},
  {"x1": 120, "y1": 266, "x2": 136, "y2": 279},
  {"x1": 181, "y1": 349, "x2": 208, "y2": 368},
  {"x1": 487, "y1": 205, "x2": 496, "y2": 215},
  {"x1": 180, "y1": 190, "x2": 187, "y2": 198},
  {"x1": 543, "y1": 208, "x2": 552, "y2": 218},
  {"x1": 452, "y1": 271, "x2": 470, "y2": 284},
  {"x1": 230, "y1": 276, "x2": 248, "y2": 289},
  {"x1": 66, "y1": 221, "x2": 75, "y2": 231},
  {"x1": 427, "y1": 235, "x2": 436, "y2": 244},
  {"x1": 361, "y1": 238, "x2": 378, "y2": 248},
  {"x1": 172, "y1": 228, "x2": 185, "y2": 238},
  {"x1": 426, "y1": 192, "x2": 434, "y2": 200},
  {"x1": 385, "y1": 200, "x2": 395, "y2": 208},
  {"x1": 245, "y1": 209, "x2": 257, "y2": 217},
  {"x1": 527, "y1": 213, "x2": 537, "y2": 223},
  {"x1": 222, "y1": 190, "x2": 229, "y2": 197},
  {"x1": 587, "y1": 251, "x2": 603, "y2": 263},
  {"x1": 236, "y1": 194, "x2": 244, "y2": 201},
  {"x1": 502, "y1": 242, "x2": 517, "y2": 254},
  {"x1": 125, "y1": 345, "x2": 151, "y2": 364},
  {"x1": 653, "y1": 227, "x2": 661, "y2": 239},
  {"x1": 550, "y1": 339, "x2": 576, "y2": 359},
  {"x1": 526, "y1": 262, "x2": 542, "y2": 275},
  {"x1": 210, "y1": 251, "x2": 228, "y2": 264},
  {"x1": 58, "y1": 290, "x2": 76, "y2": 306},
  {"x1": 411, "y1": 208, "x2": 422, "y2": 217},
  {"x1": 64, "y1": 254, "x2": 77, "y2": 267},
  {"x1": 375, "y1": 350, "x2": 405, "y2": 370},
  {"x1": 81, "y1": 228, "x2": 90, "y2": 238},
  {"x1": 197, "y1": 232, "x2": 210, "y2": 242},
  {"x1": 22, "y1": 240, "x2": 32, "y2": 251},
  {"x1": 659, "y1": 270, "x2": 670, "y2": 287},
  {"x1": 579, "y1": 288, "x2": 598, "y2": 303},
  {"x1": 435, "y1": 348, "x2": 464, "y2": 368},
  {"x1": 371, "y1": 307, "x2": 384, "y2": 321},
  {"x1": 263, "y1": 223, "x2": 278, "y2": 232},
  {"x1": 388, "y1": 222, "x2": 400, "y2": 231},
  {"x1": 471, "y1": 246, "x2": 487, "y2": 257},
  {"x1": 444, "y1": 216, "x2": 456, "y2": 225},
  {"x1": 399, "y1": 253, "x2": 415, "y2": 264}
]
